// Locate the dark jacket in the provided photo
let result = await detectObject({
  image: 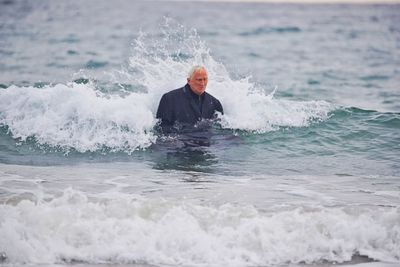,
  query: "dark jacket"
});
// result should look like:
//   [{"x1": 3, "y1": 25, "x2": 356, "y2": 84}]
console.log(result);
[{"x1": 156, "y1": 84, "x2": 223, "y2": 133}]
